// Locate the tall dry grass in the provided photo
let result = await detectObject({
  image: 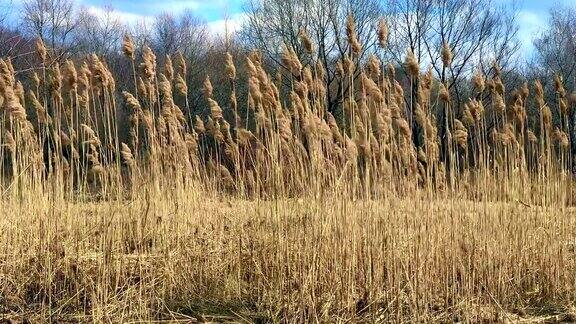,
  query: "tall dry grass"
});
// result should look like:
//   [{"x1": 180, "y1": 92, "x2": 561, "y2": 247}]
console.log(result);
[{"x1": 0, "y1": 18, "x2": 575, "y2": 322}]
